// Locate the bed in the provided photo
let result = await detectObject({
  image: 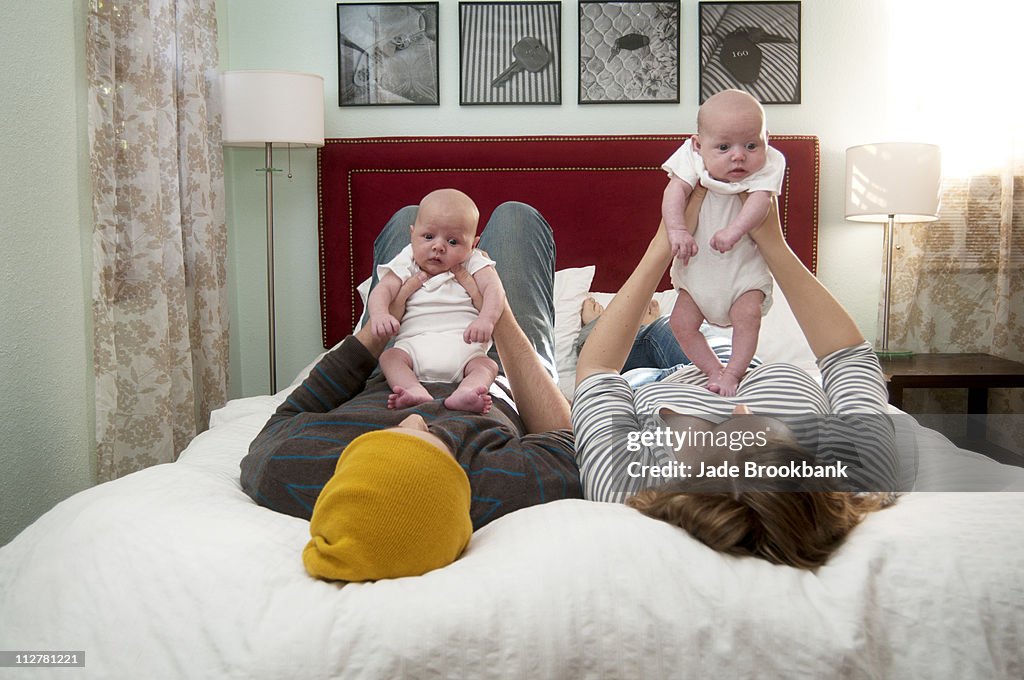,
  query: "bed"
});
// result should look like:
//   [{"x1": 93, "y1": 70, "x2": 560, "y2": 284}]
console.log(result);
[{"x1": 2, "y1": 135, "x2": 1023, "y2": 679}]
